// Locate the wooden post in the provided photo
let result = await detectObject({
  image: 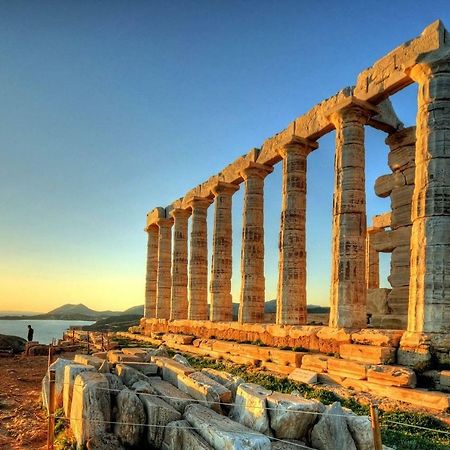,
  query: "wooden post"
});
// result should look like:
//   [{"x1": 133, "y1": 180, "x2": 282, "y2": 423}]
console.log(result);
[
  {"x1": 47, "y1": 369, "x2": 56, "y2": 450},
  {"x1": 47, "y1": 343, "x2": 53, "y2": 368},
  {"x1": 86, "y1": 331, "x2": 90, "y2": 354},
  {"x1": 101, "y1": 332, "x2": 104, "y2": 351},
  {"x1": 370, "y1": 402, "x2": 383, "y2": 450}
]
